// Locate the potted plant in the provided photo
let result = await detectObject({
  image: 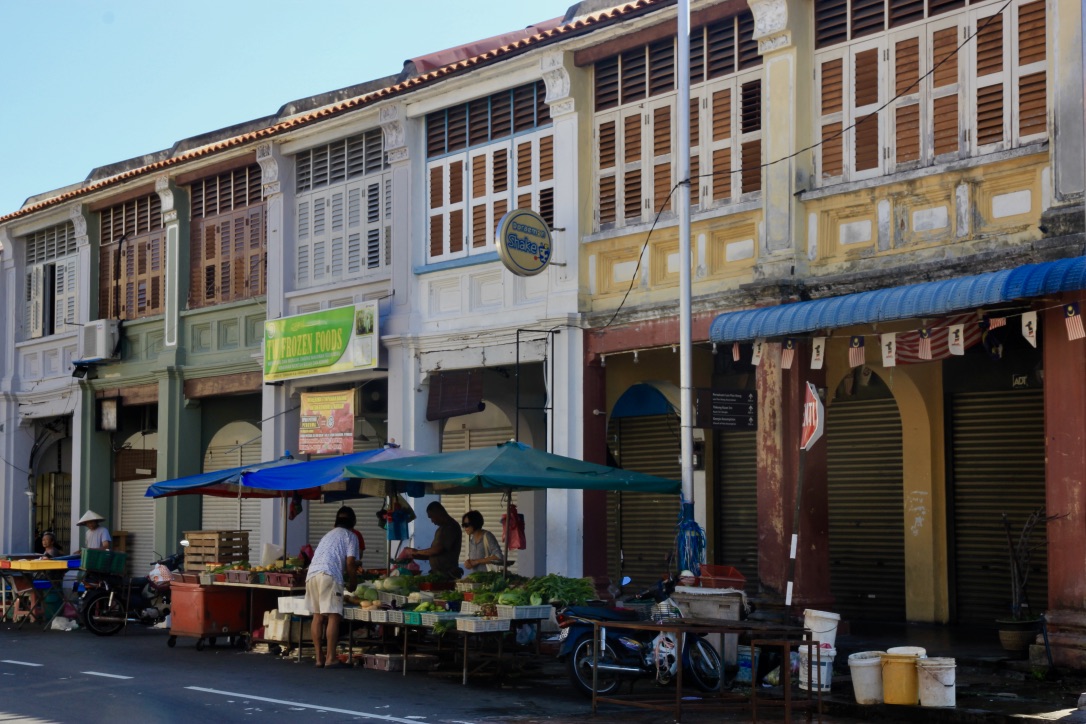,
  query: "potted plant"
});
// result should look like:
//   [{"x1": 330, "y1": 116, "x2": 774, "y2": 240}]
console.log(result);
[{"x1": 996, "y1": 508, "x2": 1053, "y2": 655}]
